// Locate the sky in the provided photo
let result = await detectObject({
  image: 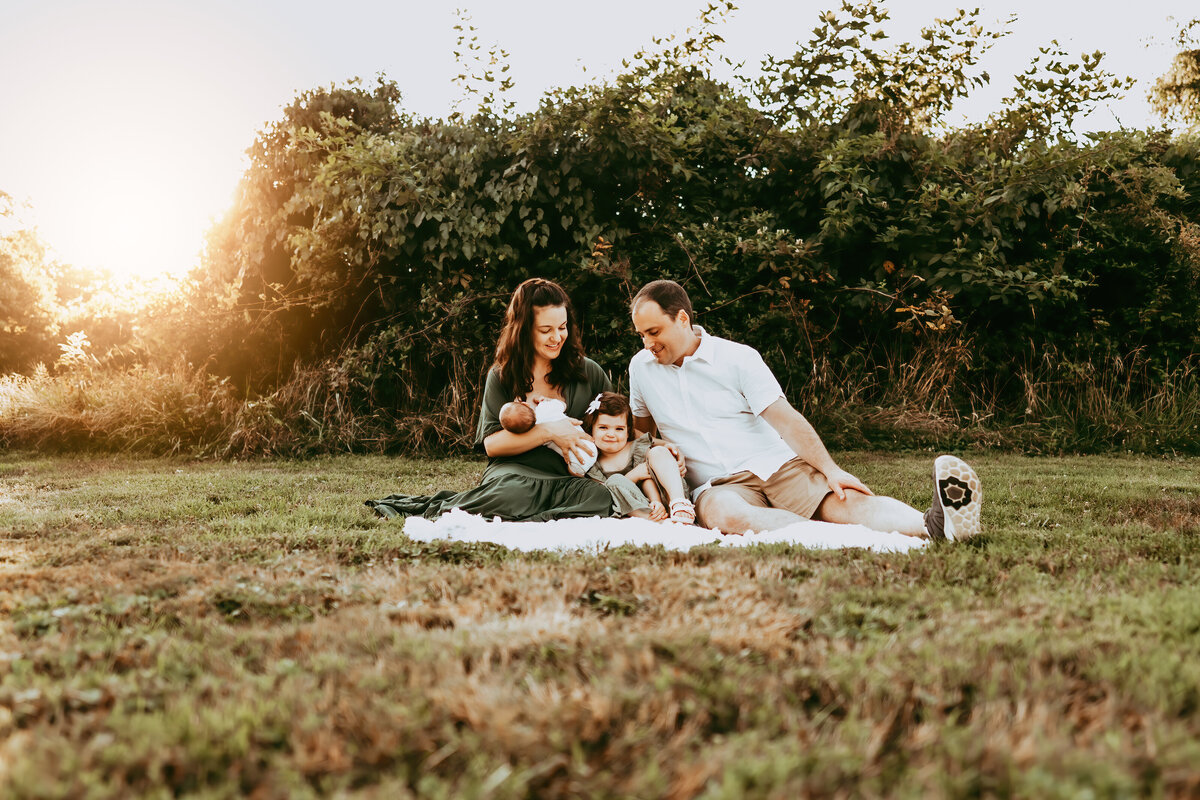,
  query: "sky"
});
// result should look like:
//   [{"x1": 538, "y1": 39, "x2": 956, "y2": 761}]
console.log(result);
[{"x1": 0, "y1": 0, "x2": 1195, "y2": 284}]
